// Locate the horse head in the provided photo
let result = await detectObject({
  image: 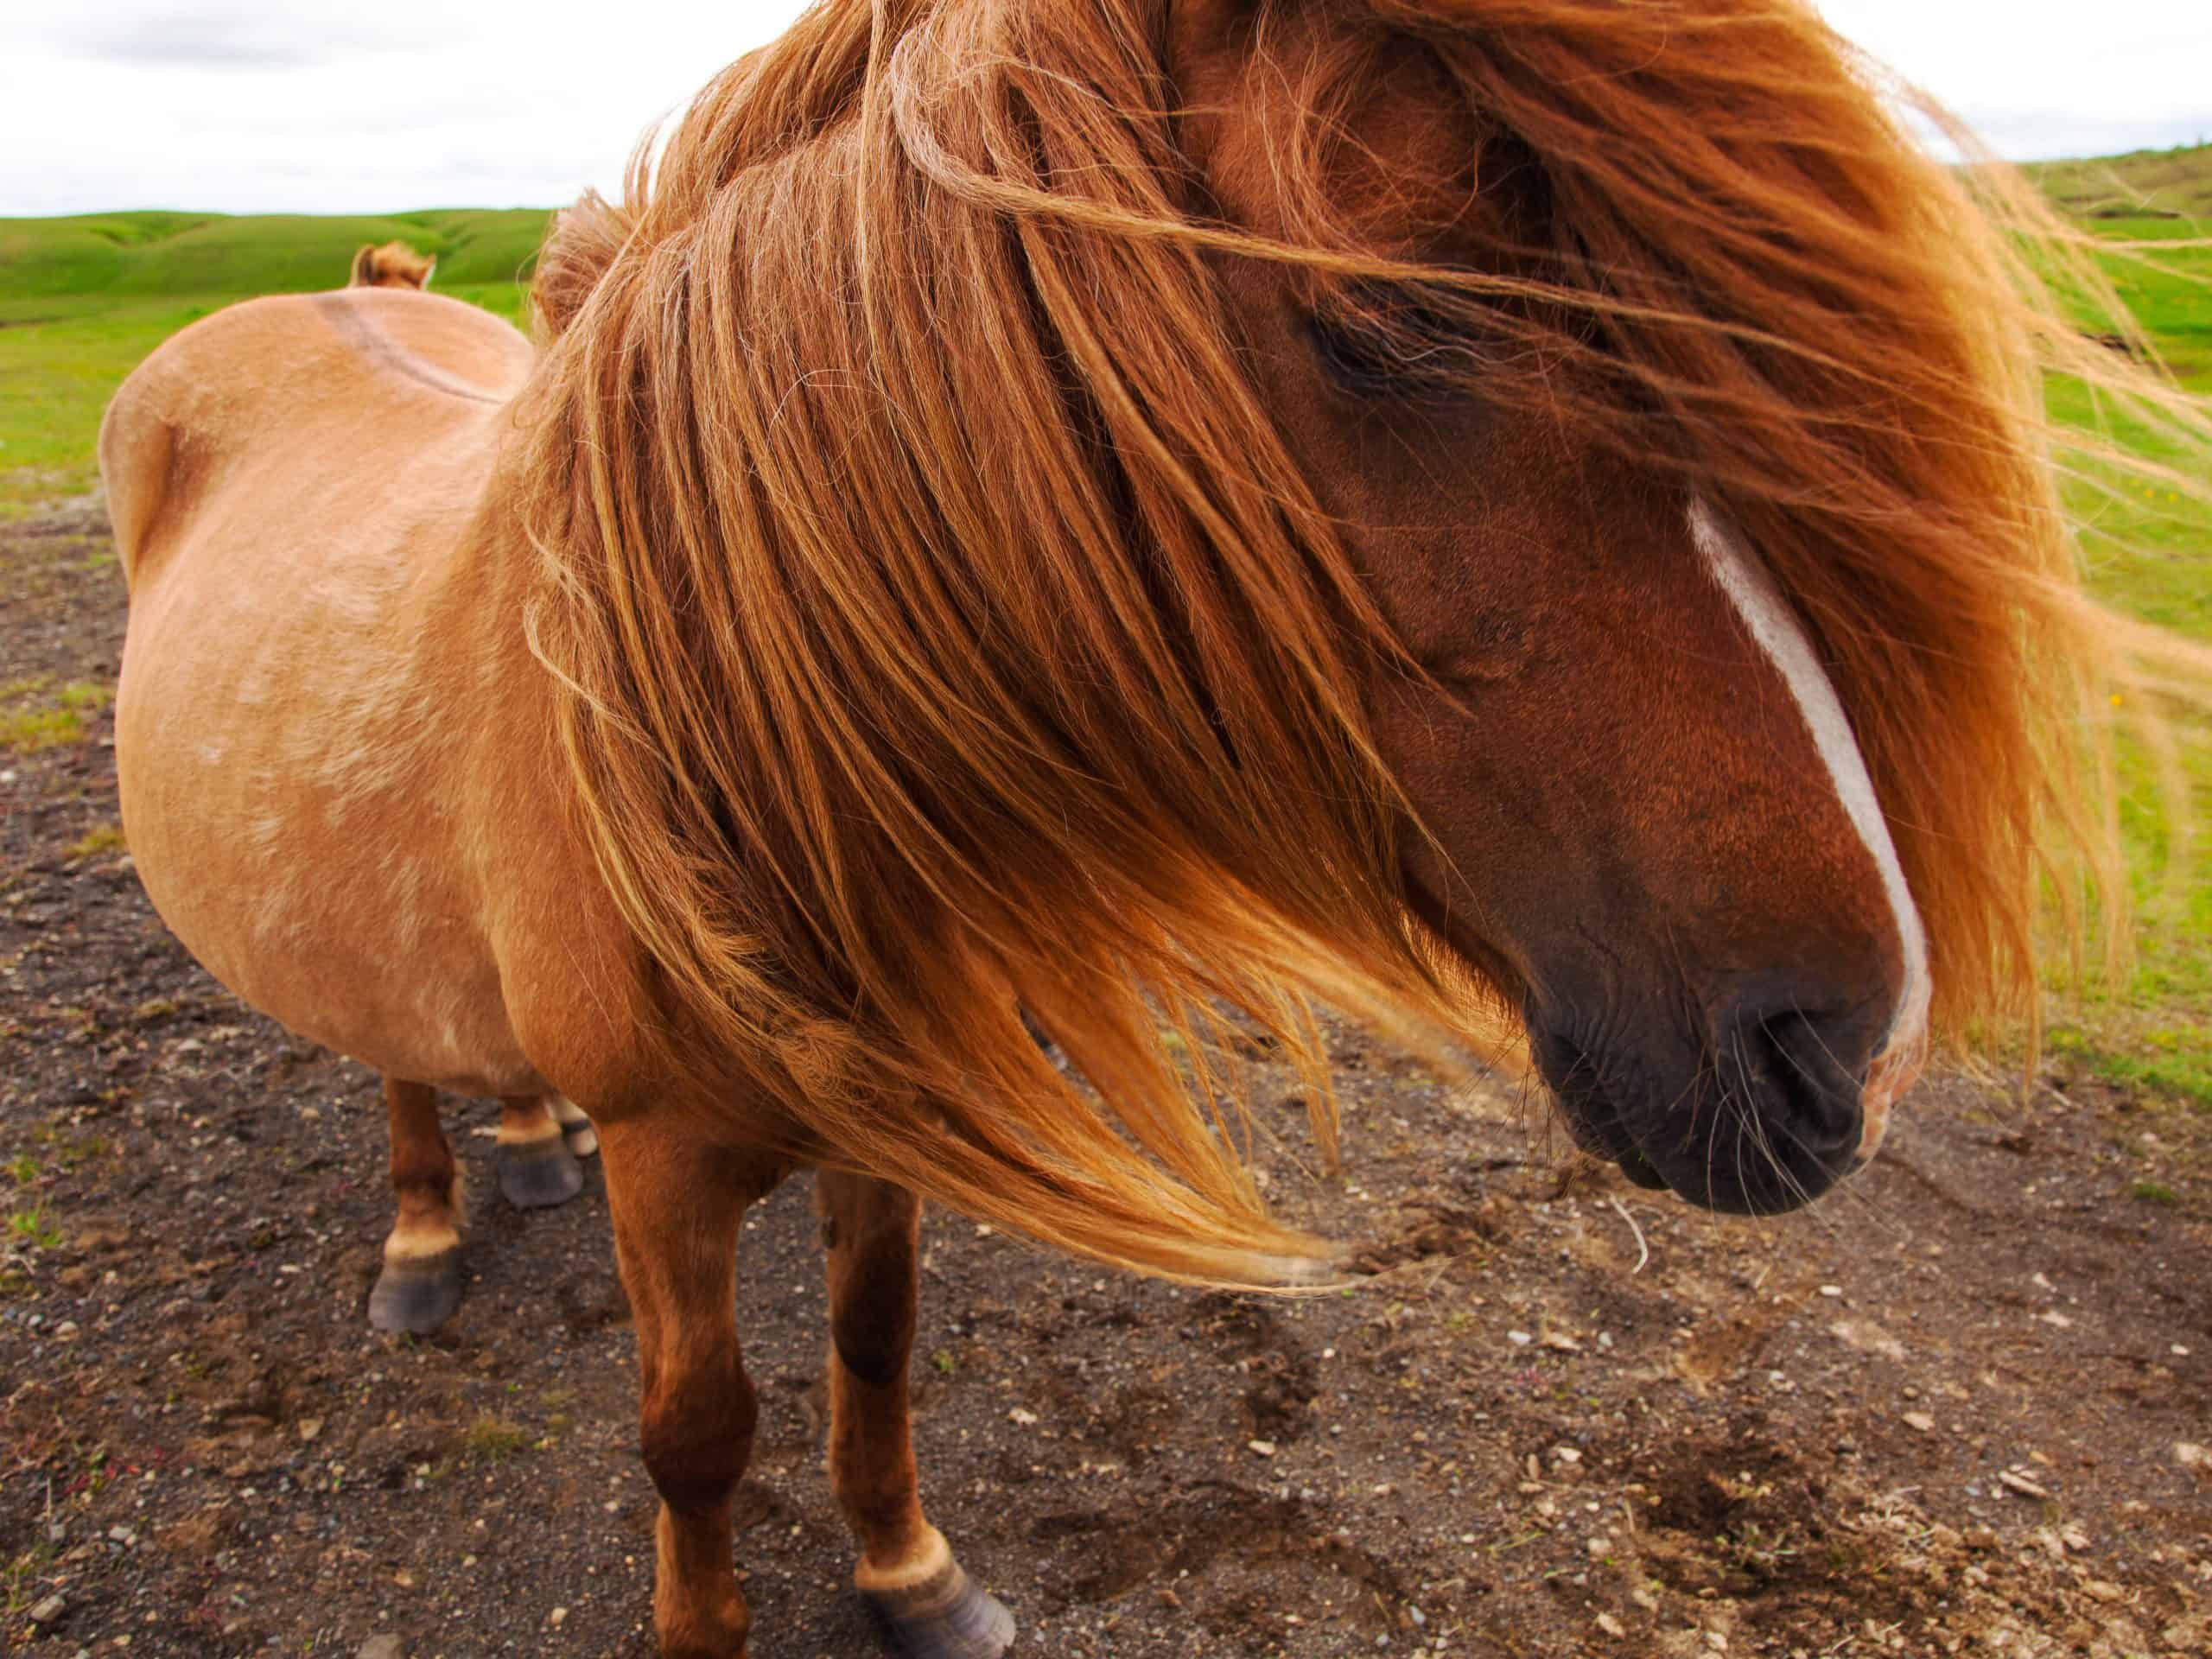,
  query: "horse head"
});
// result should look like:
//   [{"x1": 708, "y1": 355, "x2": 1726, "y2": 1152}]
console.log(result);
[
  {"x1": 524, "y1": 0, "x2": 2148, "y2": 1273},
  {"x1": 349, "y1": 240, "x2": 436, "y2": 290}
]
